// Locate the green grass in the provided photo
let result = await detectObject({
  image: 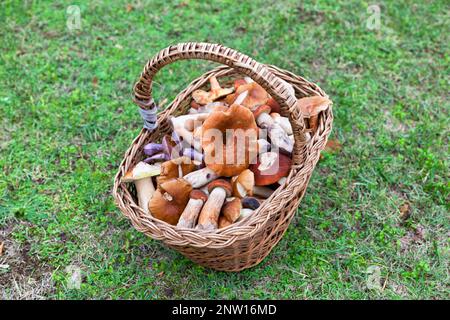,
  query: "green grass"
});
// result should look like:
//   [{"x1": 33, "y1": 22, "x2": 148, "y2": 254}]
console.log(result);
[{"x1": 0, "y1": 0, "x2": 449, "y2": 299}]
